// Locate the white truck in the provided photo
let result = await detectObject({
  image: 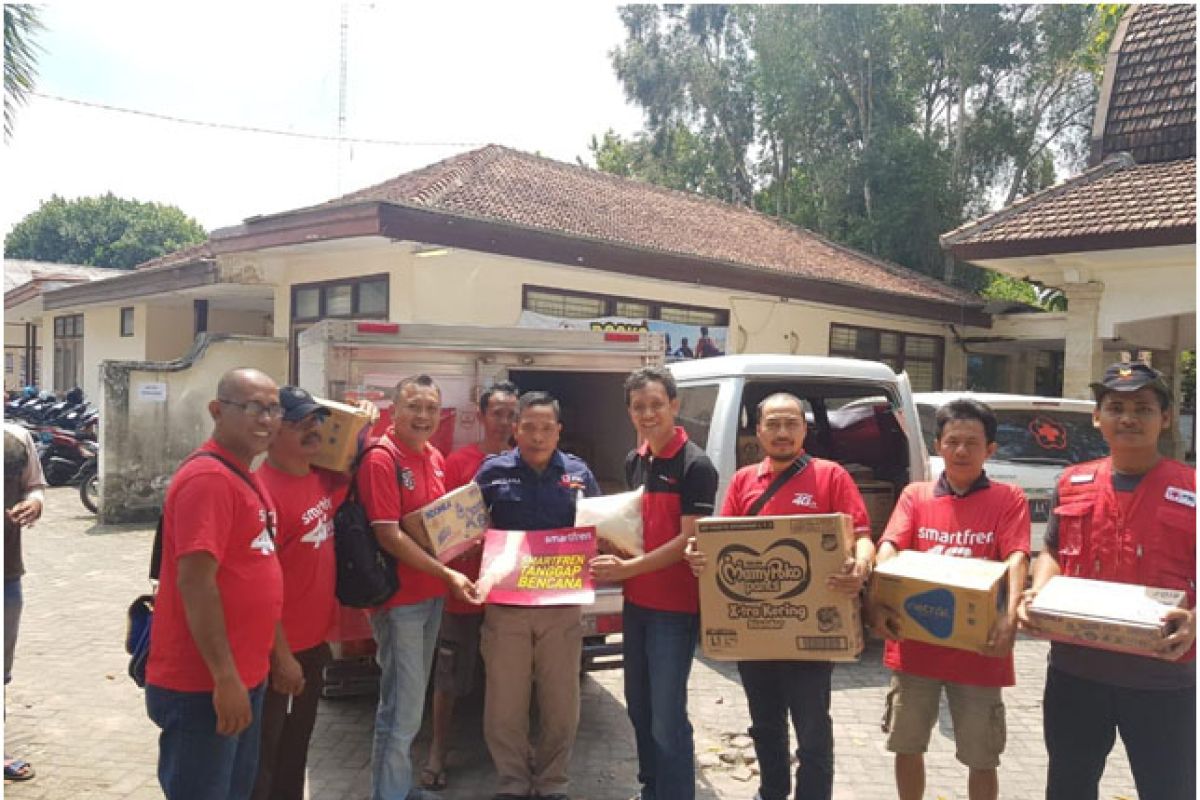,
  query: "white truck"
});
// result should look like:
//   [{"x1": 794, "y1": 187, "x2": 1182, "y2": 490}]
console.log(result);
[{"x1": 297, "y1": 319, "x2": 664, "y2": 694}]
